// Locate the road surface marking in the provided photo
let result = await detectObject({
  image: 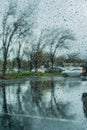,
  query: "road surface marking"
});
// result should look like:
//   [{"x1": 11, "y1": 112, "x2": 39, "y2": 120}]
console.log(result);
[{"x1": 0, "y1": 113, "x2": 85, "y2": 124}]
